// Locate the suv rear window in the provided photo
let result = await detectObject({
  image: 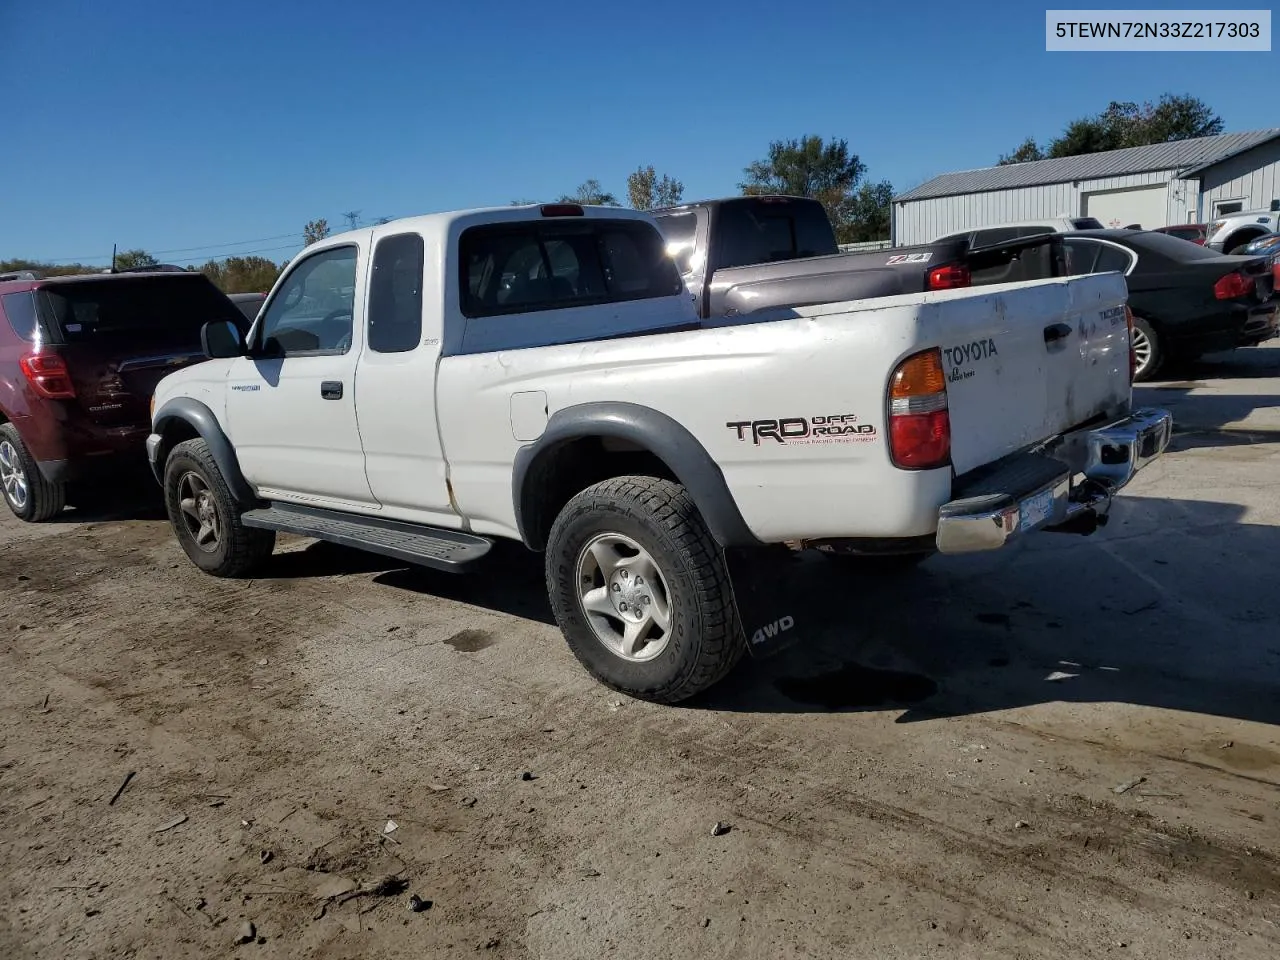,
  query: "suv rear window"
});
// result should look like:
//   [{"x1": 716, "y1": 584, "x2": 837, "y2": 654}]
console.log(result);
[
  {"x1": 35, "y1": 275, "x2": 243, "y2": 343},
  {"x1": 1072, "y1": 218, "x2": 1105, "y2": 229},
  {"x1": 460, "y1": 220, "x2": 682, "y2": 318},
  {"x1": 712, "y1": 199, "x2": 838, "y2": 269},
  {"x1": 1, "y1": 290, "x2": 39, "y2": 341}
]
